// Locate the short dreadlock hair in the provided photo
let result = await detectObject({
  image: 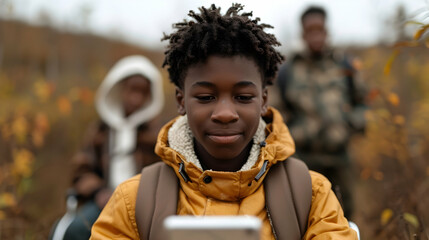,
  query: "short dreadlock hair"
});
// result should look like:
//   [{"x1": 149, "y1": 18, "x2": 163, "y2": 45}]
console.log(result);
[{"x1": 162, "y1": 3, "x2": 284, "y2": 88}]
